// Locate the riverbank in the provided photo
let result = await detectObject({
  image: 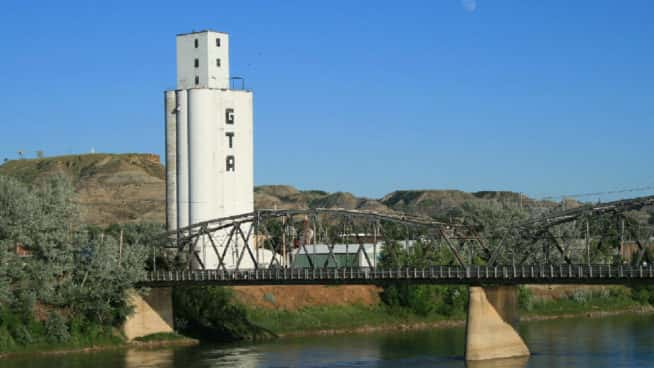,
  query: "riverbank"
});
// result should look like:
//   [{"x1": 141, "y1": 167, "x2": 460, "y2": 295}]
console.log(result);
[
  {"x1": 0, "y1": 333, "x2": 198, "y2": 360},
  {"x1": 3, "y1": 285, "x2": 652, "y2": 358},
  {"x1": 7, "y1": 306, "x2": 652, "y2": 360},
  {"x1": 262, "y1": 304, "x2": 654, "y2": 338},
  {"x1": 240, "y1": 285, "x2": 654, "y2": 337}
]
